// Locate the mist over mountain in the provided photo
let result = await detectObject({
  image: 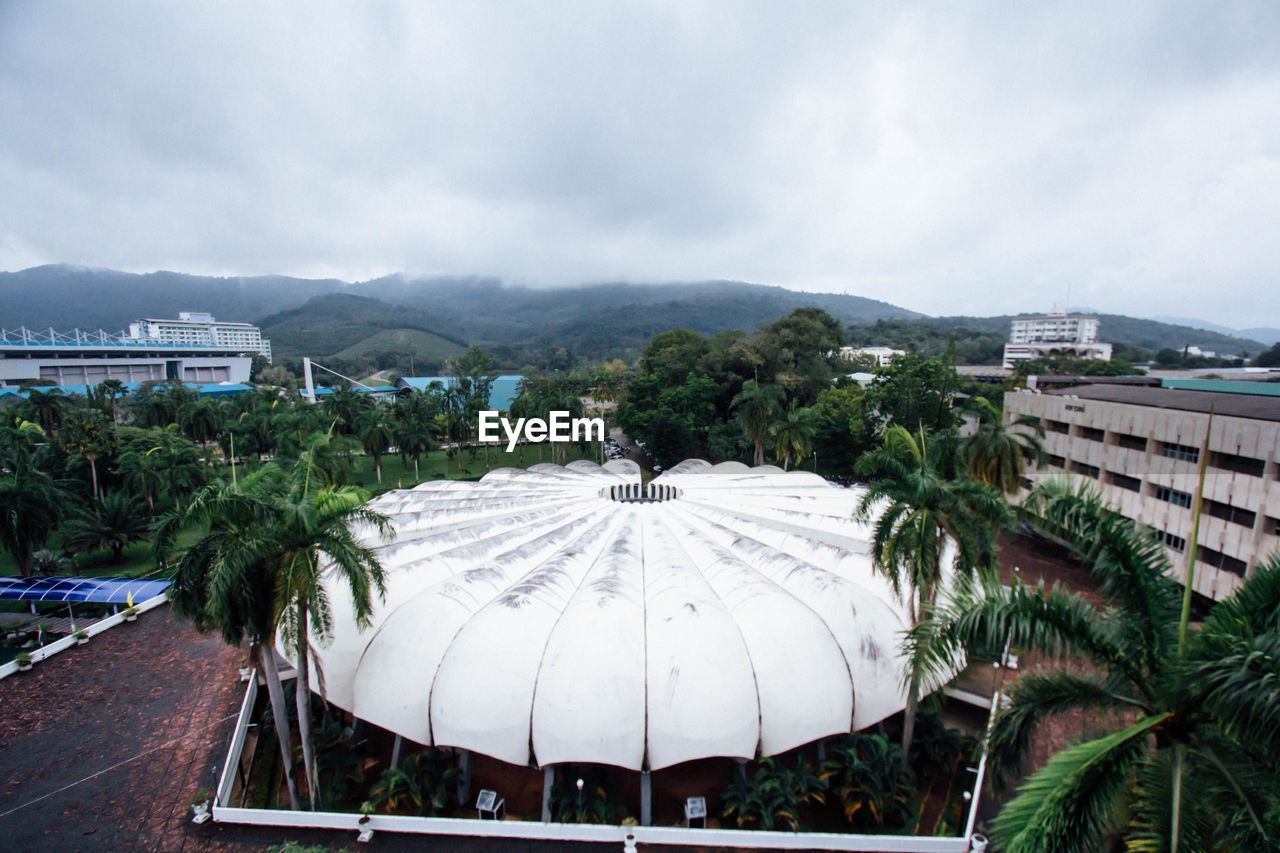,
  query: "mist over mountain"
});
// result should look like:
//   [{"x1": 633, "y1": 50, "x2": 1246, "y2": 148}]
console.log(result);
[{"x1": 0, "y1": 265, "x2": 1268, "y2": 368}]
